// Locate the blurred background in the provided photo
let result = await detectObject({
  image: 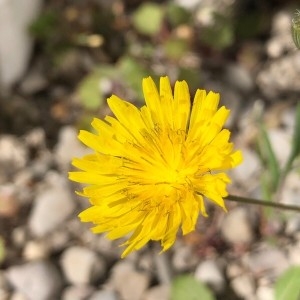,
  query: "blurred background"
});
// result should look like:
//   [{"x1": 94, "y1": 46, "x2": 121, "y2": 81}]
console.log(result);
[{"x1": 1, "y1": 0, "x2": 300, "y2": 299}]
